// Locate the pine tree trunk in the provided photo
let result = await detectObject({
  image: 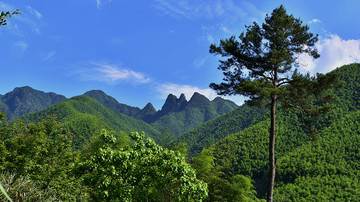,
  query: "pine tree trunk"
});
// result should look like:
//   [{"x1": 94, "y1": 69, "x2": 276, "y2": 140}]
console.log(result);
[{"x1": 267, "y1": 95, "x2": 277, "y2": 202}]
